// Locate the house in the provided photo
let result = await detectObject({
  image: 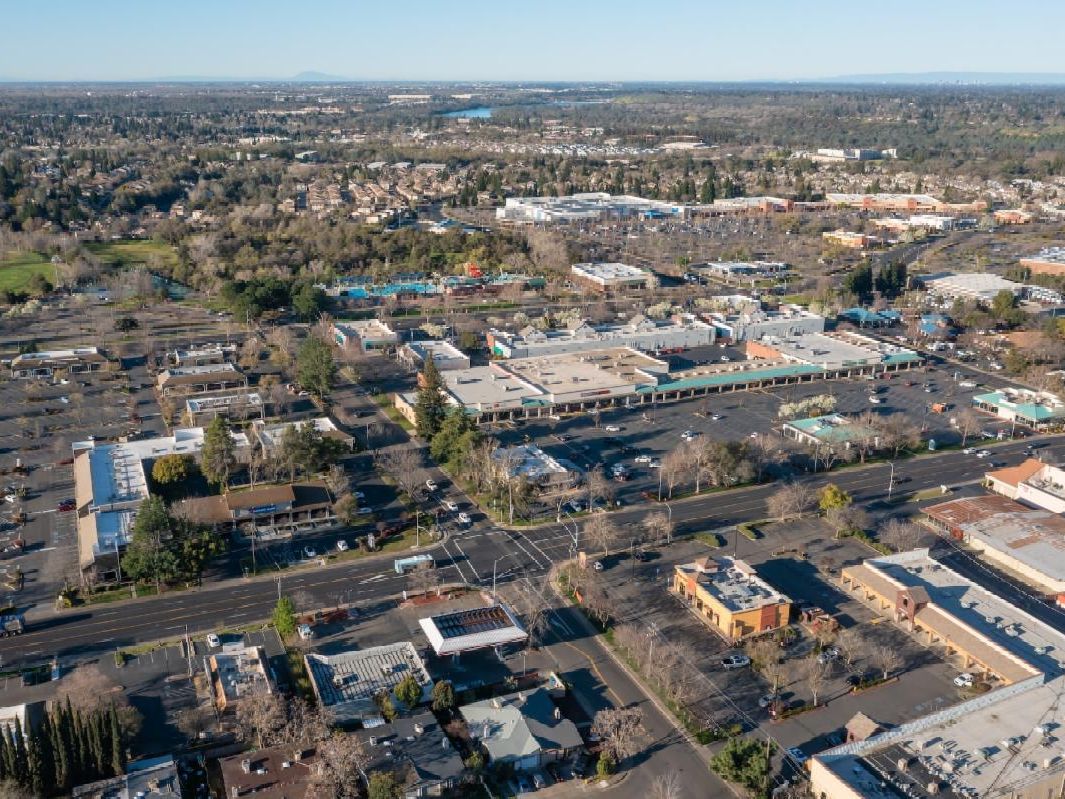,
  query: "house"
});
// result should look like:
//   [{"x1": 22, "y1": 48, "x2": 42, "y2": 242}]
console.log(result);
[
  {"x1": 305, "y1": 642, "x2": 432, "y2": 726},
  {"x1": 174, "y1": 482, "x2": 335, "y2": 537},
  {"x1": 218, "y1": 745, "x2": 319, "y2": 799},
  {"x1": 355, "y1": 713, "x2": 464, "y2": 797},
  {"x1": 72, "y1": 755, "x2": 182, "y2": 799},
  {"x1": 672, "y1": 556, "x2": 792, "y2": 641},
  {"x1": 460, "y1": 688, "x2": 583, "y2": 771}
]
